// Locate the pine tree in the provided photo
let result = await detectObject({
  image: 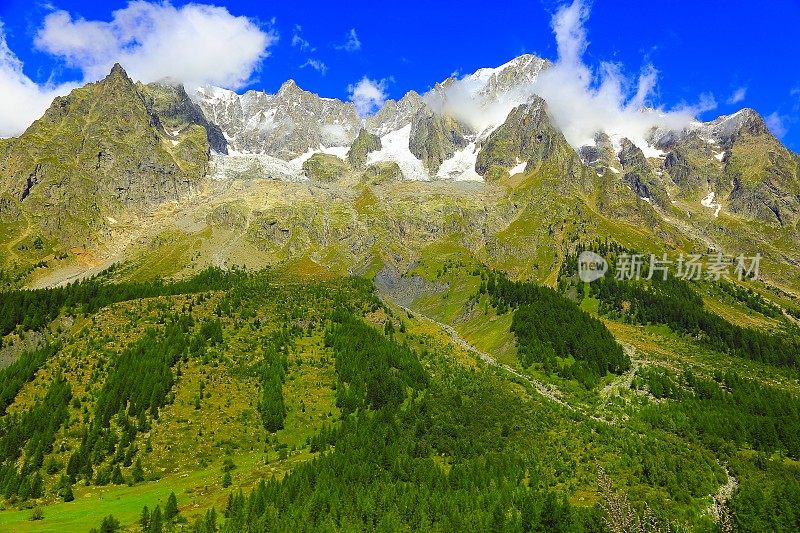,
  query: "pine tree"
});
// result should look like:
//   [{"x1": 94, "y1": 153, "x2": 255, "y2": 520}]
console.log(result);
[
  {"x1": 164, "y1": 491, "x2": 179, "y2": 521},
  {"x1": 149, "y1": 505, "x2": 163, "y2": 533},
  {"x1": 111, "y1": 464, "x2": 125, "y2": 485},
  {"x1": 99, "y1": 514, "x2": 121, "y2": 533},
  {"x1": 131, "y1": 458, "x2": 145, "y2": 483},
  {"x1": 222, "y1": 470, "x2": 232, "y2": 488},
  {"x1": 140, "y1": 505, "x2": 150, "y2": 531},
  {"x1": 58, "y1": 475, "x2": 75, "y2": 502}
]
